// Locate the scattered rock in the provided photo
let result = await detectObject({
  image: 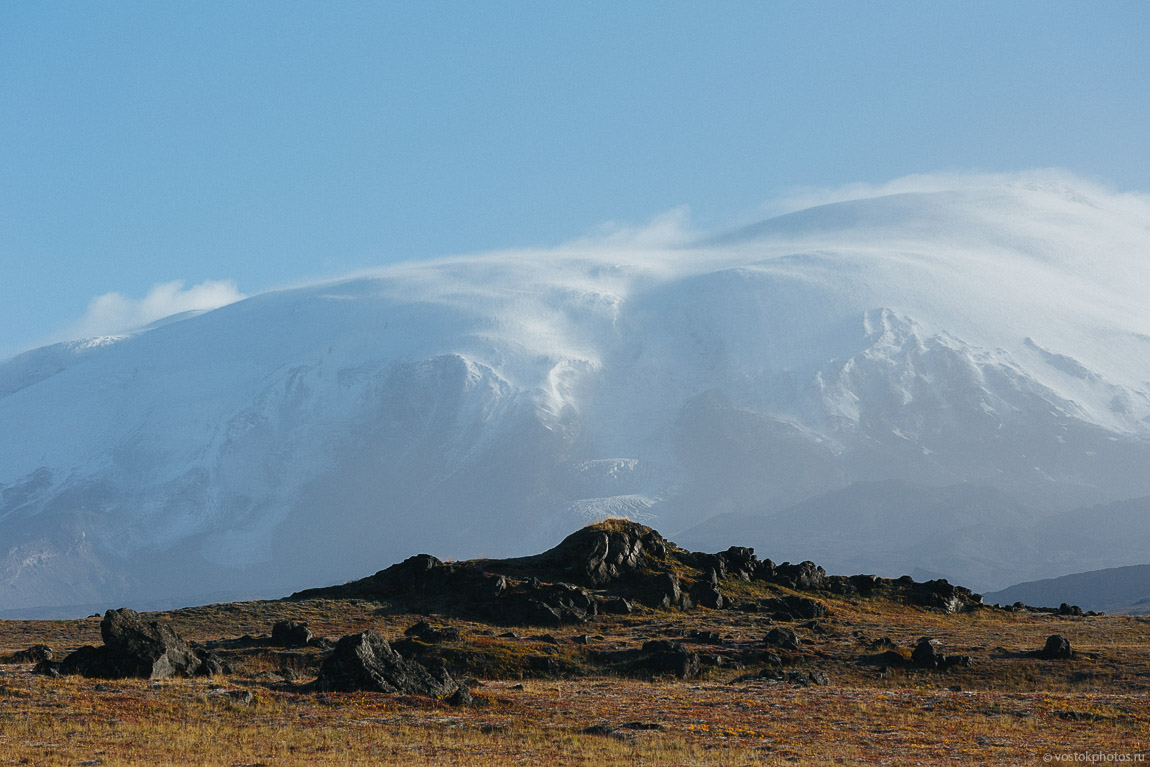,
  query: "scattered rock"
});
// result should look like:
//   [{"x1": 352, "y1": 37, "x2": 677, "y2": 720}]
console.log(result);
[
  {"x1": 599, "y1": 596, "x2": 633, "y2": 615},
  {"x1": 404, "y1": 620, "x2": 462, "y2": 643},
  {"x1": 271, "y1": 621, "x2": 315, "y2": 648},
  {"x1": 764, "y1": 627, "x2": 800, "y2": 651},
  {"x1": 784, "y1": 669, "x2": 830, "y2": 686},
  {"x1": 911, "y1": 637, "x2": 973, "y2": 670},
  {"x1": 760, "y1": 596, "x2": 828, "y2": 621},
  {"x1": 11, "y1": 645, "x2": 53, "y2": 664},
  {"x1": 912, "y1": 637, "x2": 945, "y2": 669},
  {"x1": 312, "y1": 631, "x2": 457, "y2": 695},
  {"x1": 639, "y1": 639, "x2": 701, "y2": 678},
  {"x1": 446, "y1": 686, "x2": 481, "y2": 706},
  {"x1": 1036, "y1": 634, "x2": 1073, "y2": 660}
]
